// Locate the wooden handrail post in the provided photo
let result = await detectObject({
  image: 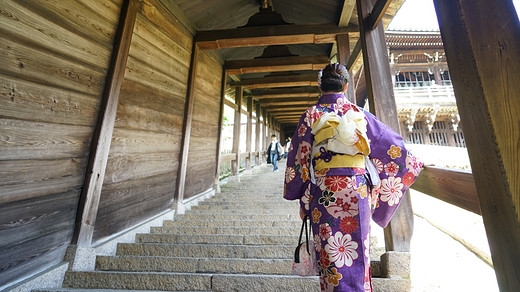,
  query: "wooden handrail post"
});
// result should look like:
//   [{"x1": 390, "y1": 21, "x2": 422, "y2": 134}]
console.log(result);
[
  {"x1": 255, "y1": 103, "x2": 262, "y2": 164},
  {"x1": 72, "y1": 0, "x2": 139, "y2": 247},
  {"x1": 336, "y1": 34, "x2": 356, "y2": 103},
  {"x1": 232, "y1": 87, "x2": 243, "y2": 180},
  {"x1": 357, "y1": 0, "x2": 413, "y2": 252},
  {"x1": 214, "y1": 71, "x2": 227, "y2": 193},
  {"x1": 245, "y1": 97, "x2": 253, "y2": 171}
]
